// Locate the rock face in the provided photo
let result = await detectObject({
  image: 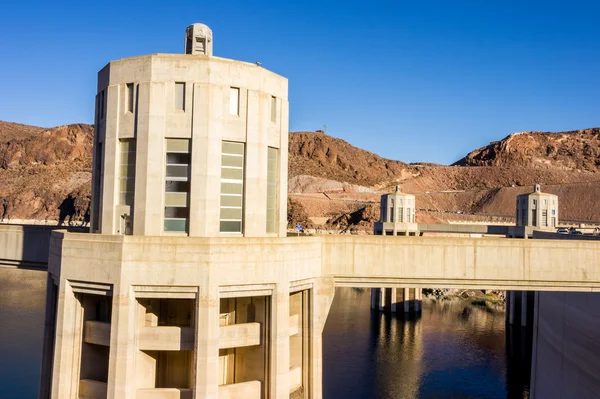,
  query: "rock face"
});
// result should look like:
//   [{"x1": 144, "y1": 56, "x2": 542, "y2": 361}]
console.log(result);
[
  {"x1": 289, "y1": 131, "x2": 410, "y2": 187},
  {"x1": 2, "y1": 121, "x2": 600, "y2": 230},
  {"x1": 0, "y1": 121, "x2": 93, "y2": 223},
  {"x1": 453, "y1": 128, "x2": 600, "y2": 172}
]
